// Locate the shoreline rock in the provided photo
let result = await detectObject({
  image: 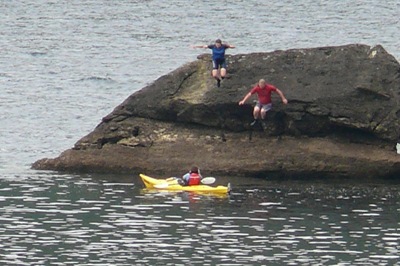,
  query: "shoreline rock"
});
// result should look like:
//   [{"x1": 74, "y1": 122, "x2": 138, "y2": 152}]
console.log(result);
[{"x1": 32, "y1": 44, "x2": 400, "y2": 179}]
